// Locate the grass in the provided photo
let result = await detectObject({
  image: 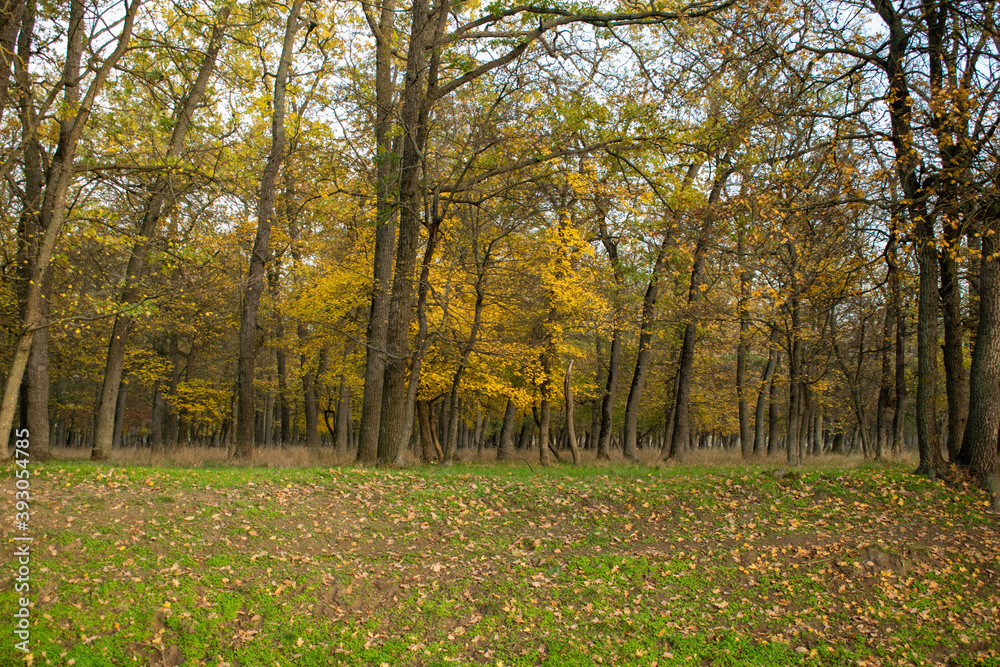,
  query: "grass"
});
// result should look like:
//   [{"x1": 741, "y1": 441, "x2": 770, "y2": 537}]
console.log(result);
[{"x1": 2, "y1": 451, "x2": 999, "y2": 666}]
